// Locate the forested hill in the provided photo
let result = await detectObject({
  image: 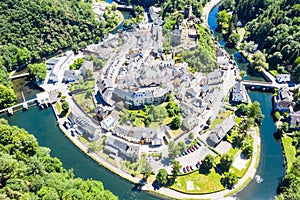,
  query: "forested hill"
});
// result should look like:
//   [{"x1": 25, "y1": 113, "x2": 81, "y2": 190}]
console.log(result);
[
  {"x1": 0, "y1": 119, "x2": 118, "y2": 200},
  {"x1": 0, "y1": 0, "x2": 104, "y2": 69},
  {"x1": 226, "y1": 0, "x2": 300, "y2": 81},
  {"x1": 0, "y1": 0, "x2": 114, "y2": 109}
]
